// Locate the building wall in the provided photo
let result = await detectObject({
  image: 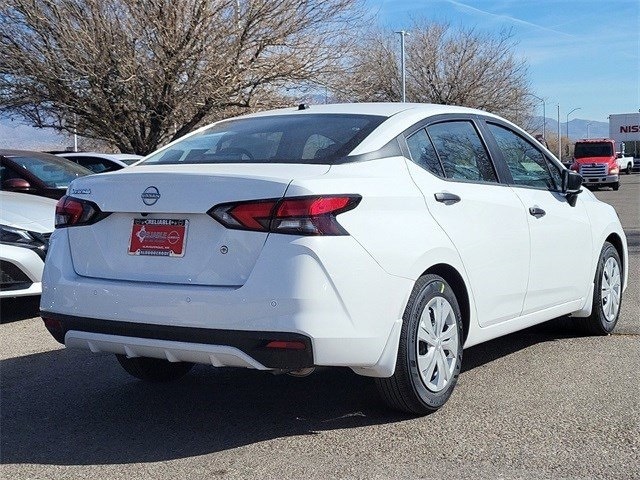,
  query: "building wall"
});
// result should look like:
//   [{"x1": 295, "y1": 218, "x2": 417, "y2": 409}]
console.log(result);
[{"x1": 609, "y1": 113, "x2": 640, "y2": 157}]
